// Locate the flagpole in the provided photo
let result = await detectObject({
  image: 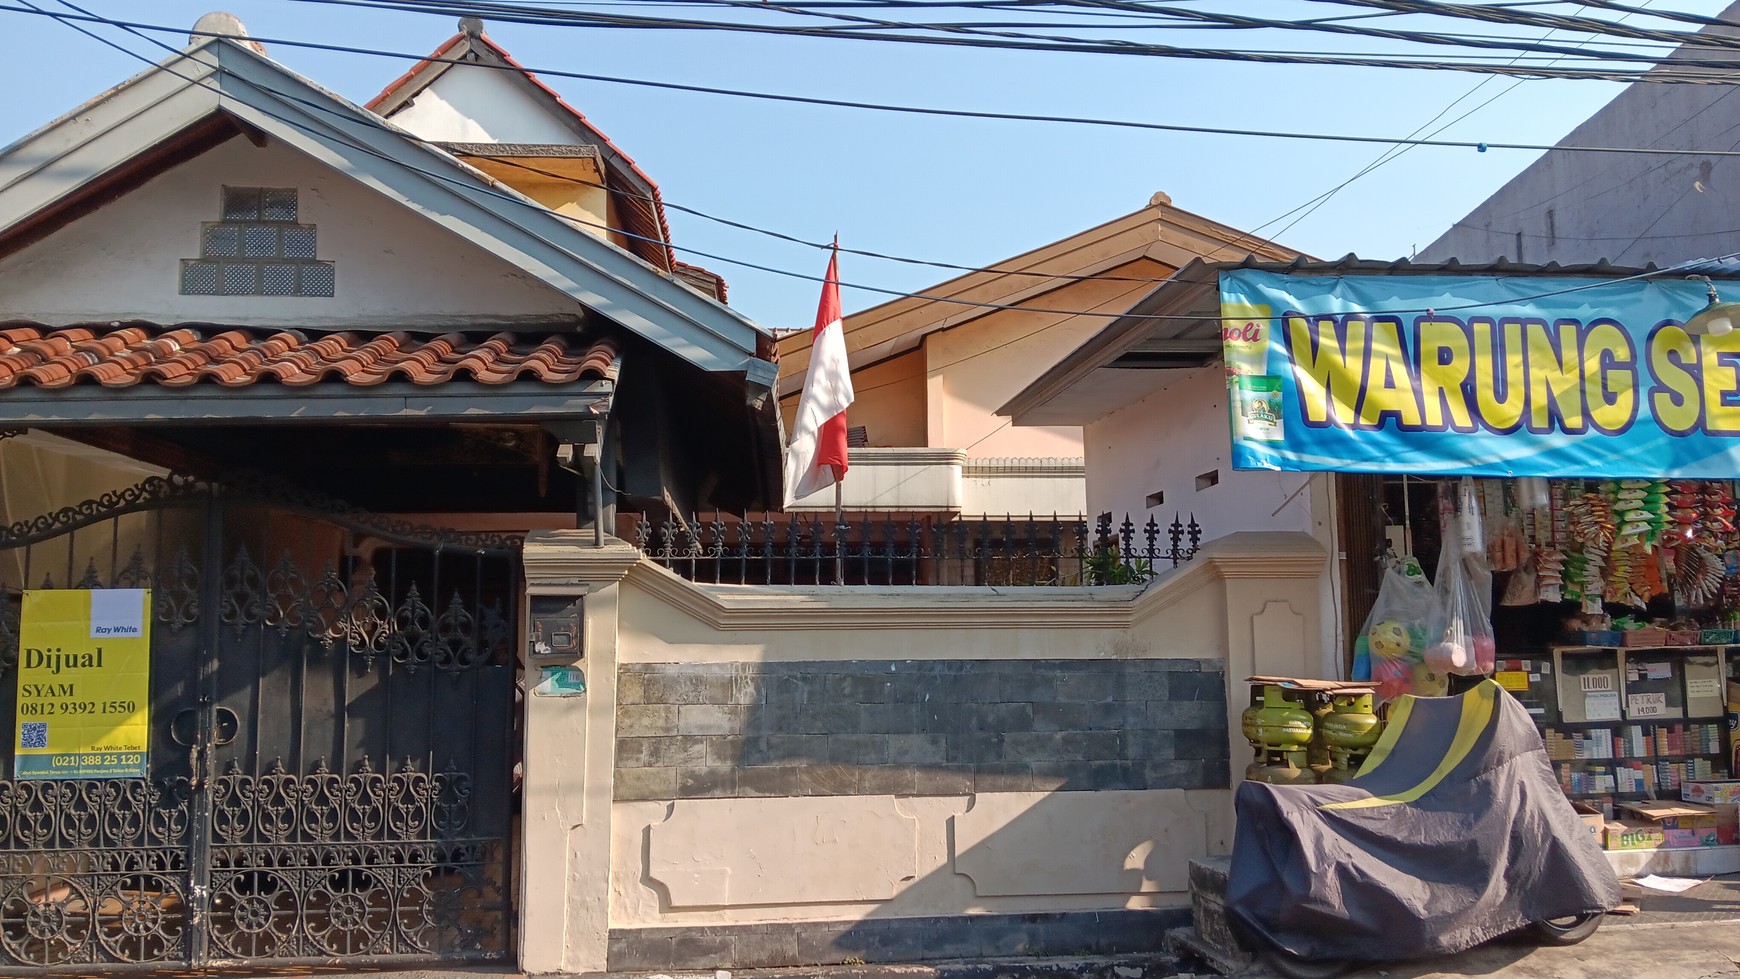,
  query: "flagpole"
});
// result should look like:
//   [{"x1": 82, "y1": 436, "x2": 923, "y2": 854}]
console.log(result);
[{"x1": 834, "y1": 477, "x2": 845, "y2": 585}]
